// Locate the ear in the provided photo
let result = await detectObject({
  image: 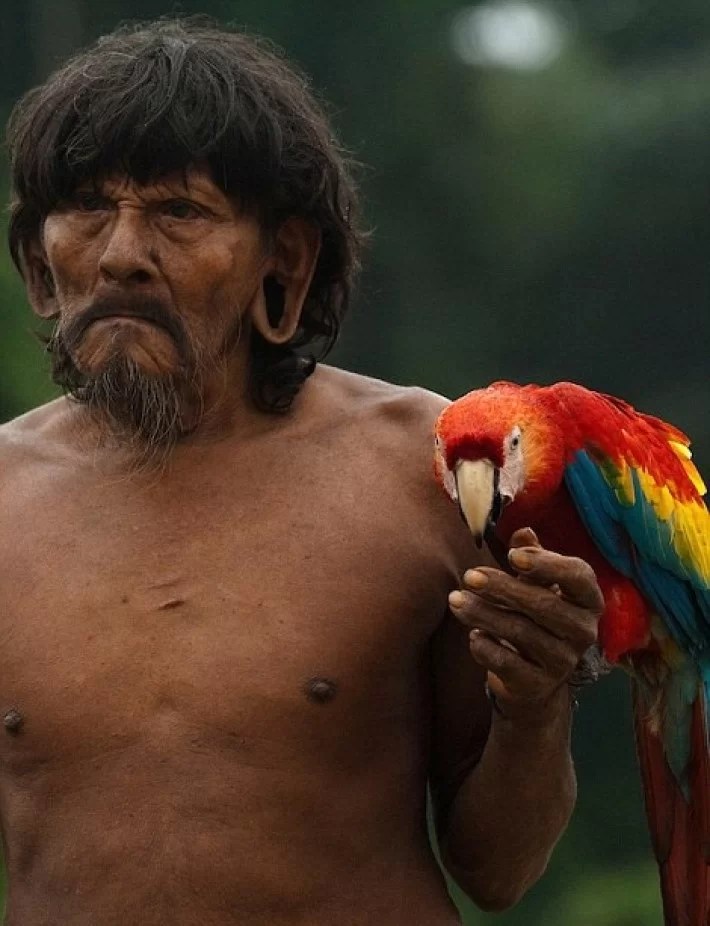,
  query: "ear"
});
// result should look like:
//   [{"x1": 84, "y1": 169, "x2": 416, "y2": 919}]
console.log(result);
[
  {"x1": 250, "y1": 217, "x2": 321, "y2": 345},
  {"x1": 21, "y1": 236, "x2": 59, "y2": 320}
]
